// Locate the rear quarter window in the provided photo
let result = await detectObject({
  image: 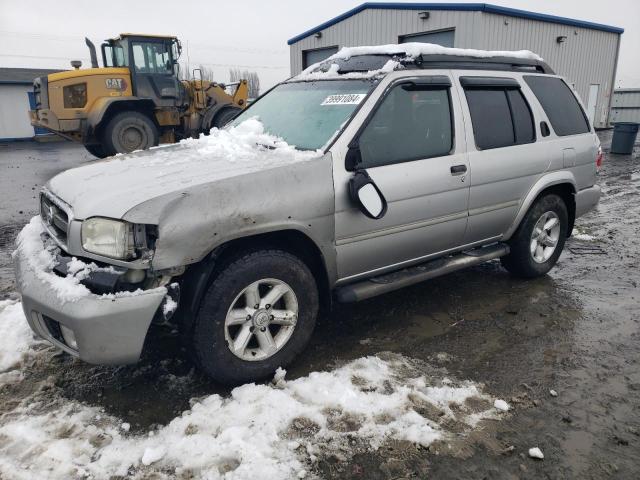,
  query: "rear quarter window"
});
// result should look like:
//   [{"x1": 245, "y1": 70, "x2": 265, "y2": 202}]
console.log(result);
[{"x1": 524, "y1": 76, "x2": 590, "y2": 136}]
